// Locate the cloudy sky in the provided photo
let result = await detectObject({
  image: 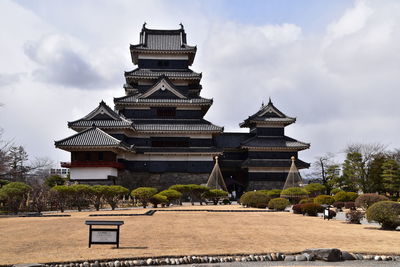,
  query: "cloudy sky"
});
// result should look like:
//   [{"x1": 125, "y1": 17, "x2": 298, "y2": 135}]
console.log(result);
[{"x1": 0, "y1": 0, "x2": 399, "y2": 170}]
